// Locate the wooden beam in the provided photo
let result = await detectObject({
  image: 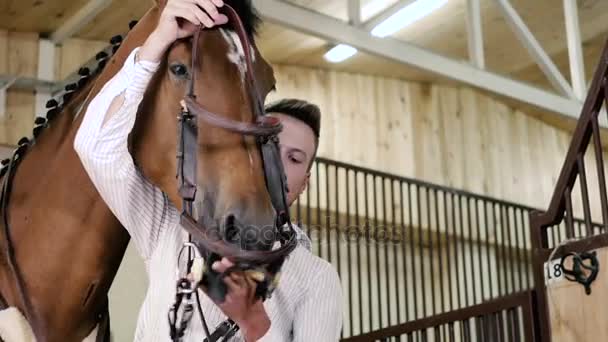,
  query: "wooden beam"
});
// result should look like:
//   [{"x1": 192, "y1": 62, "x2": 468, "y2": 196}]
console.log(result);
[
  {"x1": 563, "y1": 0, "x2": 587, "y2": 100},
  {"x1": 495, "y1": 0, "x2": 575, "y2": 99},
  {"x1": 256, "y1": 0, "x2": 586, "y2": 125},
  {"x1": 348, "y1": 0, "x2": 361, "y2": 26},
  {"x1": 466, "y1": 0, "x2": 485, "y2": 69},
  {"x1": 50, "y1": 0, "x2": 112, "y2": 44}
]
